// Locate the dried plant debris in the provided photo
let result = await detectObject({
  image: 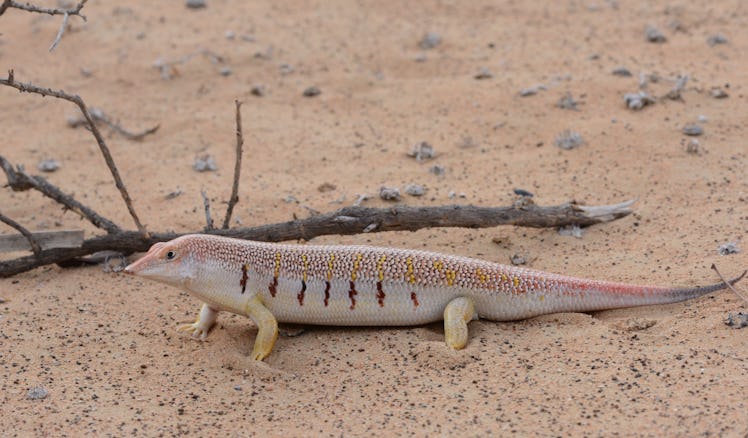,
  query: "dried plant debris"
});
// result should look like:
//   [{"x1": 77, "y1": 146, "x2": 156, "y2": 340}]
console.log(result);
[
  {"x1": 664, "y1": 75, "x2": 688, "y2": 100},
  {"x1": 558, "y1": 224, "x2": 583, "y2": 238},
  {"x1": 404, "y1": 183, "x2": 426, "y2": 196},
  {"x1": 193, "y1": 154, "x2": 217, "y2": 172},
  {"x1": 379, "y1": 186, "x2": 401, "y2": 201},
  {"x1": 519, "y1": 84, "x2": 547, "y2": 97},
  {"x1": 513, "y1": 188, "x2": 534, "y2": 198},
  {"x1": 710, "y1": 87, "x2": 728, "y2": 99},
  {"x1": 27, "y1": 387, "x2": 49, "y2": 400},
  {"x1": 682, "y1": 124, "x2": 703, "y2": 136},
  {"x1": 645, "y1": 25, "x2": 667, "y2": 43},
  {"x1": 624, "y1": 91, "x2": 655, "y2": 110},
  {"x1": 153, "y1": 49, "x2": 225, "y2": 80},
  {"x1": 317, "y1": 182, "x2": 336, "y2": 192},
  {"x1": 556, "y1": 93, "x2": 579, "y2": 110},
  {"x1": 419, "y1": 32, "x2": 442, "y2": 49},
  {"x1": 68, "y1": 107, "x2": 160, "y2": 141},
  {"x1": 352, "y1": 193, "x2": 370, "y2": 207},
  {"x1": 37, "y1": 159, "x2": 60, "y2": 172},
  {"x1": 725, "y1": 313, "x2": 748, "y2": 329},
  {"x1": 611, "y1": 67, "x2": 633, "y2": 77},
  {"x1": 408, "y1": 141, "x2": 435, "y2": 161},
  {"x1": 707, "y1": 34, "x2": 728, "y2": 47},
  {"x1": 474, "y1": 67, "x2": 493, "y2": 80},
  {"x1": 718, "y1": 242, "x2": 740, "y2": 256},
  {"x1": 554, "y1": 130, "x2": 584, "y2": 150},
  {"x1": 303, "y1": 86, "x2": 321, "y2": 97},
  {"x1": 685, "y1": 139, "x2": 700, "y2": 154}
]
